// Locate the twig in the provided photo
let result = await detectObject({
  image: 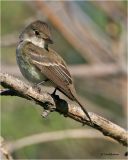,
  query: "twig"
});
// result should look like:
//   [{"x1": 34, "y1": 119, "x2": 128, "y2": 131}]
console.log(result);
[
  {"x1": 0, "y1": 72, "x2": 127, "y2": 147},
  {"x1": 6, "y1": 129, "x2": 117, "y2": 153},
  {"x1": 0, "y1": 137, "x2": 13, "y2": 160}
]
